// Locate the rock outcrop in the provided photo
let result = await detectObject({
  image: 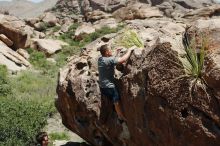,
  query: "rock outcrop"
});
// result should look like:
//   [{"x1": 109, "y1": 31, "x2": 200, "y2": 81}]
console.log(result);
[
  {"x1": 183, "y1": 4, "x2": 220, "y2": 20},
  {"x1": 56, "y1": 15, "x2": 220, "y2": 146},
  {"x1": 0, "y1": 14, "x2": 45, "y2": 50},
  {"x1": 30, "y1": 39, "x2": 68, "y2": 56},
  {"x1": 0, "y1": 34, "x2": 13, "y2": 47},
  {"x1": 113, "y1": 3, "x2": 163, "y2": 21},
  {"x1": 49, "y1": 0, "x2": 218, "y2": 23},
  {"x1": 0, "y1": 14, "x2": 28, "y2": 50},
  {"x1": 0, "y1": 41, "x2": 30, "y2": 72}
]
